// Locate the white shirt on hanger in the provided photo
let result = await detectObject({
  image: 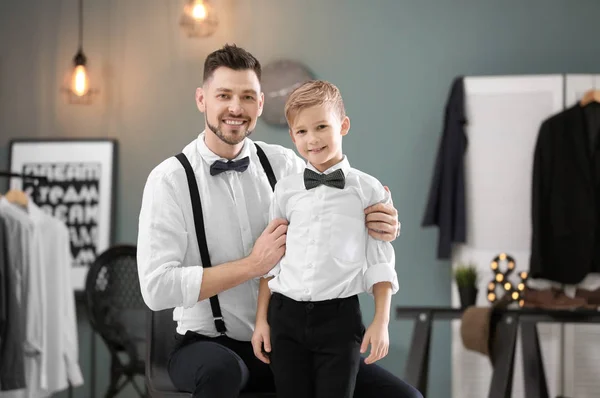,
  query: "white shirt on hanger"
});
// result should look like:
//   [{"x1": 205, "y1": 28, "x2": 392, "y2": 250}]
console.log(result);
[
  {"x1": 266, "y1": 156, "x2": 399, "y2": 301},
  {"x1": 27, "y1": 203, "x2": 83, "y2": 396},
  {"x1": 0, "y1": 200, "x2": 83, "y2": 398},
  {"x1": 137, "y1": 132, "x2": 305, "y2": 341},
  {"x1": 0, "y1": 198, "x2": 46, "y2": 398}
]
